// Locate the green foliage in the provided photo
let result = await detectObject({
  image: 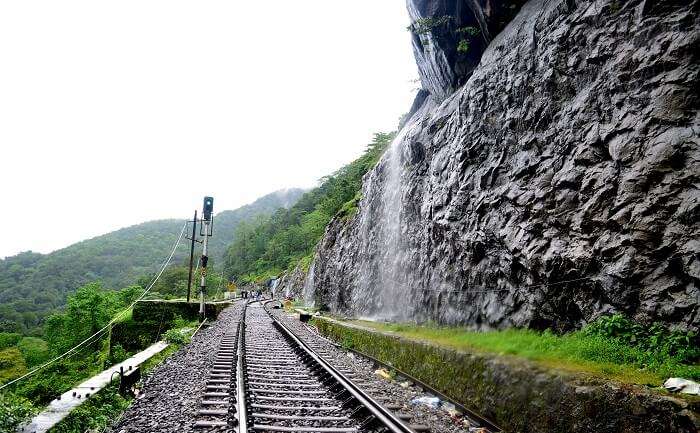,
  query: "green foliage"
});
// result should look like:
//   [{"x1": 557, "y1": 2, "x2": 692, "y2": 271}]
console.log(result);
[
  {"x1": 0, "y1": 391, "x2": 35, "y2": 432},
  {"x1": 0, "y1": 189, "x2": 304, "y2": 335},
  {"x1": 456, "y1": 26, "x2": 480, "y2": 53},
  {"x1": 407, "y1": 16, "x2": 453, "y2": 34},
  {"x1": 0, "y1": 348, "x2": 27, "y2": 384},
  {"x1": 224, "y1": 133, "x2": 393, "y2": 283},
  {"x1": 456, "y1": 26, "x2": 480, "y2": 36},
  {"x1": 0, "y1": 333, "x2": 21, "y2": 350},
  {"x1": 0, "y1": 283, "x2": 150, "y2": 406},
  {"x1": 344, "y1": 317, "x2": 700, "y2": 384},
  {"x1": 581, "y1": 314, "x2": 700, "y2": 363},
  {"x1": 298, "y1": 255, "x2": 314, "y2": 274},
  {"x1": 163, "y1": 328, "x2": 188, "y2": 345},
  {"x1": 17, "y1": 337, "x2": 49, "y2": 367},
  {"x1": 13, "y1": 353, "x2": 100, "y2": 406},
  {"x1": 338, "y1": 192, "x2": 362, "y2": 221},
  {"x1": 171, "y1": 315, "x2": 189, "y2": 329},
  {"x1": 457, "y1": 39, "x2": 470, "y2": 53},
  {"x1": 109, "y1": 343, "x2": 128, "y2": 366},
  {"x1": 45, "y1": 283, "x2": 120, "y2": 355},
  {"x1": 0, "y1": 321, "x2": 22, "y2": 334},
  {"x1": 48, "y1": 385, "x2": 130, "y2": 433}
]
